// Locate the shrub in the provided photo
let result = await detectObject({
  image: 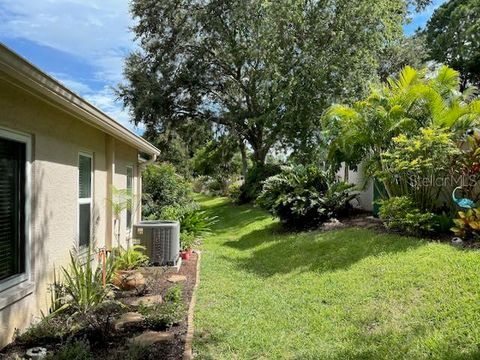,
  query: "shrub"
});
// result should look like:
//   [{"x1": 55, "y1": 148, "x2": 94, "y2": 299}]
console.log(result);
[
  {"x1": 376, "y1": 128, "x2": 460, "y2": 211},
  {"x1": 161, "y1": 204, "x2": 217, "y2": 240},
  {"x1": 62, "y1": 249, "x2": 115, "y2": 313},
  {"x1": 227, "y1": 182, "x2": 242, "y2": 203},
  {"x1": 239, "y1": 163, "x2": 282, "y2": 204},
  {"x1": 257, "y1": 165, "x2": 357, "y2": 228},
  {"x1": 452, "y1": 208, "x2": 480, "y2": 240},
  {"x1": 113, "y1": 245, "x2": 149, "y2": 270},
  {"x1": 139, "y1": 285, "x2": 185, "y2": 329},
  {"x1": 142, "y1": 163, "x2": 194, "y2": 218},
  {"x1": 15, "y1": 314, "x2": 70, "y2": 345},
  {"x1": 46, "y1": 339, "x2": 93, "y2": 360},
  {"x1": 378, "y1": 196, "x2": 435, "y2": 235}
]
